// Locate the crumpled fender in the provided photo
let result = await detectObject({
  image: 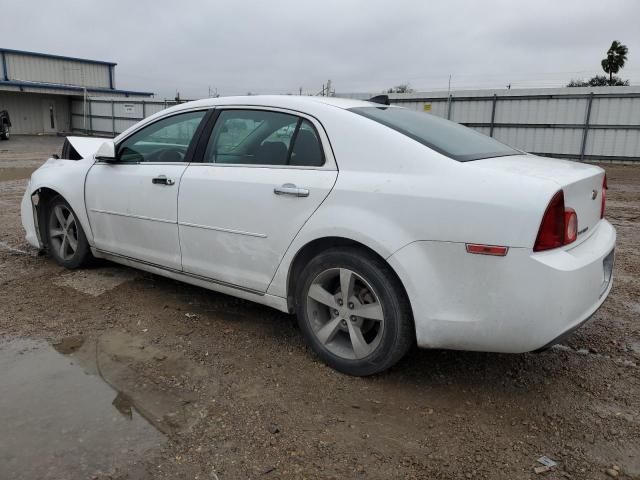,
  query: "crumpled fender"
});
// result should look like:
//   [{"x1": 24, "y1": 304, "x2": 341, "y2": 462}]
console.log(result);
[{"x1": 27, "y1": 157, "x2": 96, "y2": 245}]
